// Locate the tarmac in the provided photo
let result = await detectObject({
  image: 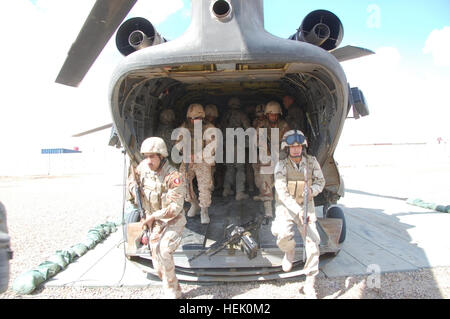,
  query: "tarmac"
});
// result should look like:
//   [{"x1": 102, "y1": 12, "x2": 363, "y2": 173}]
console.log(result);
[{"x1": 44, "y1": 150, "x2": 450, "y2": 288}]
